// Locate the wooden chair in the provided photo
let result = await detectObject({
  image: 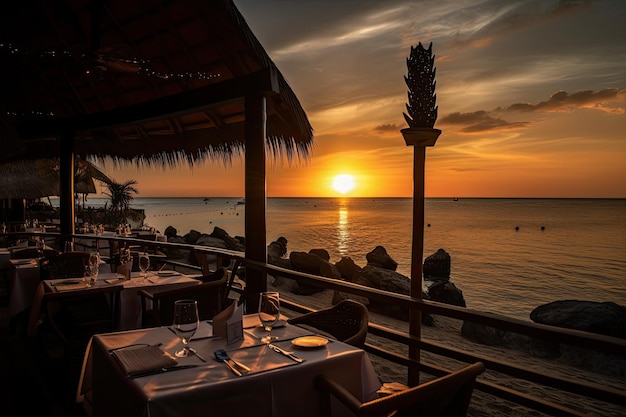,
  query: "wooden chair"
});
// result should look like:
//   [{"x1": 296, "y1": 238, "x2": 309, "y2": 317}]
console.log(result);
[
  {"x1": 28, "y1": 281, "x2": 123, "y2": 364},
  {"x1": 315, "y1": 362, "x2": 485, "y2": 417},
  {"x1": 287, "y1": 299, "x2": 369, "y2": 348},
  {"x1": 44, "y1": 251, "x2": 90, "y2": 279},
  {"x1": 138, "y1": 267, "x2": 229, "y2": 327}
]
